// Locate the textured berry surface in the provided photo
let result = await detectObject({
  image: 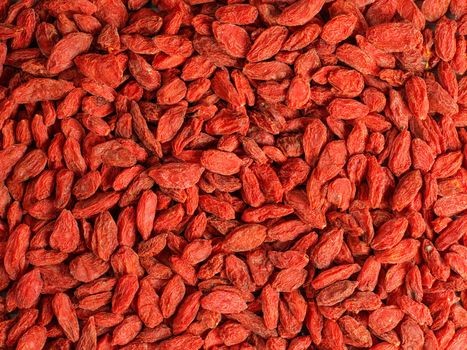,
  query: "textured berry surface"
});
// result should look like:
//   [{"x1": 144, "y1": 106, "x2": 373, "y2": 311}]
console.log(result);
[{"x1": 0, "y1": 0, "x2": 465, "y2": 349}]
